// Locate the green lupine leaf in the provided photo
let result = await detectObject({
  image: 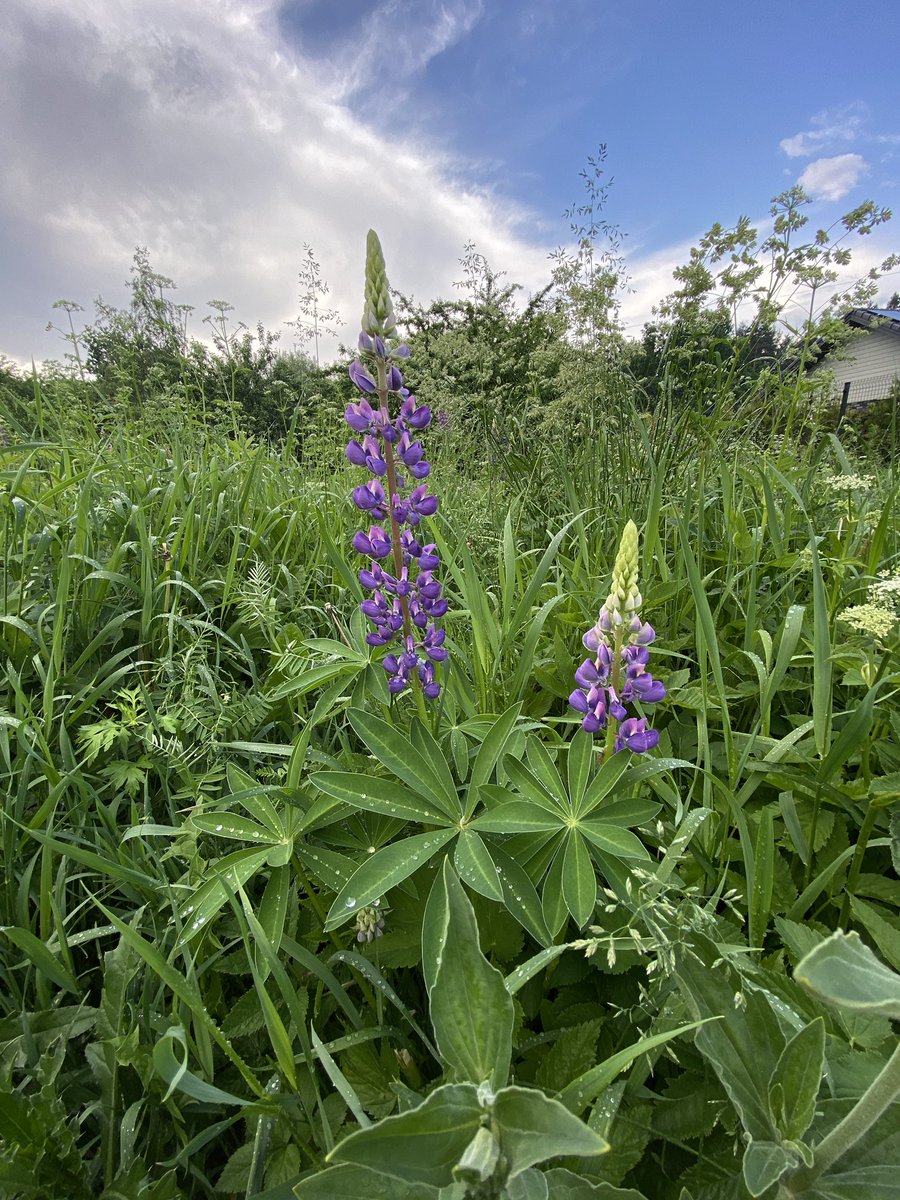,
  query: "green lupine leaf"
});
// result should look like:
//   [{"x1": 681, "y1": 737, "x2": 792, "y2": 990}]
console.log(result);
[
  {"x1": 408, "y1": 719, "x2": 459, "y2": 810},
  {"x1": 490, "y1": 846, "x2": 552, "y2": 947},
  {"x1": 493, "y1": 1085, "x2": 608, "y2": 1177},
  {"x1": 580, "y1": 822, "x2": 650, "y2": 860},
  {"x1": 467, "y1": 703, "x2": 522, "y2": 808},
  {"x1": 566, "y1": 731, "x2": 594, "y2": 813},
  {"x1": 325, "y1": 830, "x2": 456, "y2": 930},
  {"x1": 562, "y1": 832, "x2": 596, "y2": 928},
  {"x1": 587, "y1": 796, "x2": 661, "y2": 827},
  {"x1": 768, "y1": 1017, "x2": 824, "y2": 1142},
  {"x1": 257, "y1": 864, "x2": 291, "y2": 955},
  {"x1": 294, "y1": 844, "x2": 357, "y2": 894},
  {"x1": 428, "y1": 861, "x2": 513, "y2": 1090},
  {"x1": 348, "y1": 710, "x2": 462, "y2": 819},
  {"x1": 794, "y1": 930, "x2": 900, "y2": 1019},
  {"x1": 454, "y1": 830, "x2": 503, "y2": 902},
  {"x1": 189, "y1": 812, "x2": 281, "y2": 844},
  {"x1": 310, "y1": 772, "x2": 450, "y2": 825},
  {"x1": 471, "y1": 802, "x2": 562, "y2": 834},
  {"x1": 327, "y1": 1082, "x2": 482, "y2": 1188},
  {"x1": 579, "y1": 751, "x2": 631, "y2": 815},
  {"x1": 484, "y1": 775, "x2": 561, "y2": 818},
  {"x1": 524, "y1": 737, "x2": 569, "y2": 809},
  {"x1": 176, "y1": 847, "x2": 272, "y2": 946},
  {"x1": 542, "y1": 843, "x2": 570, "y2": 939}
]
